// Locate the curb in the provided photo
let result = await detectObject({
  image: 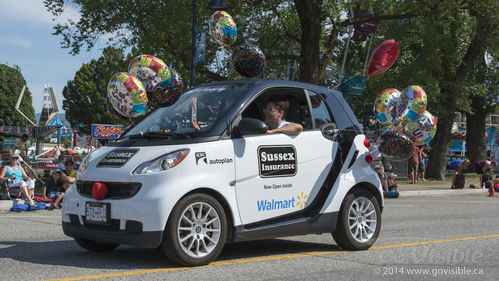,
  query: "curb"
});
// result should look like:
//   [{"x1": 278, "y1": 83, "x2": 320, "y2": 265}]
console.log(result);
[{"x1": 399, "y1": 188, "x2": 488, "y2": 198}]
